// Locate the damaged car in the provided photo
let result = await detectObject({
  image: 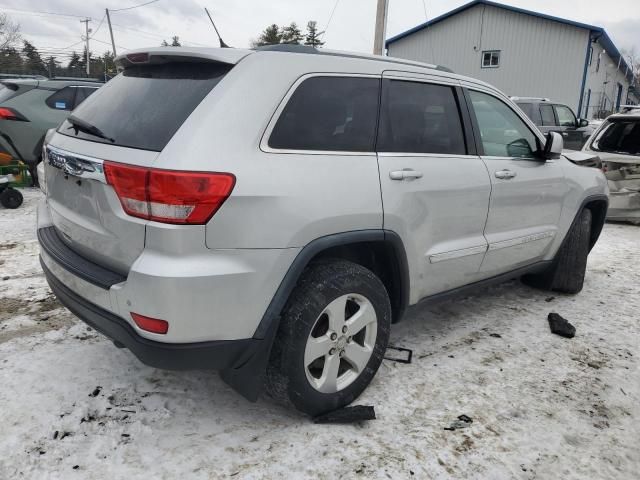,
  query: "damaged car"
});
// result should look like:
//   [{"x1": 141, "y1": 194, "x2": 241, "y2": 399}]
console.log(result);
[{"x1": 583, "y1": 108, "x2": 640, "y2": 224}]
